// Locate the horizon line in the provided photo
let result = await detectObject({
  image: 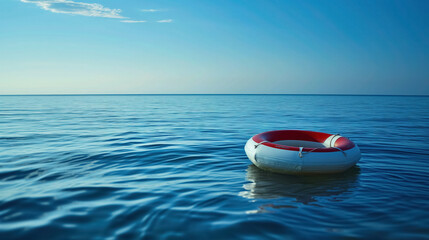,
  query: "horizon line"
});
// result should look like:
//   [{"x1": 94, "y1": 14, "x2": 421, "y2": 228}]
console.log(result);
[{"x1": 0, "y1": 93, "x2": 428, "y2": 97}]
